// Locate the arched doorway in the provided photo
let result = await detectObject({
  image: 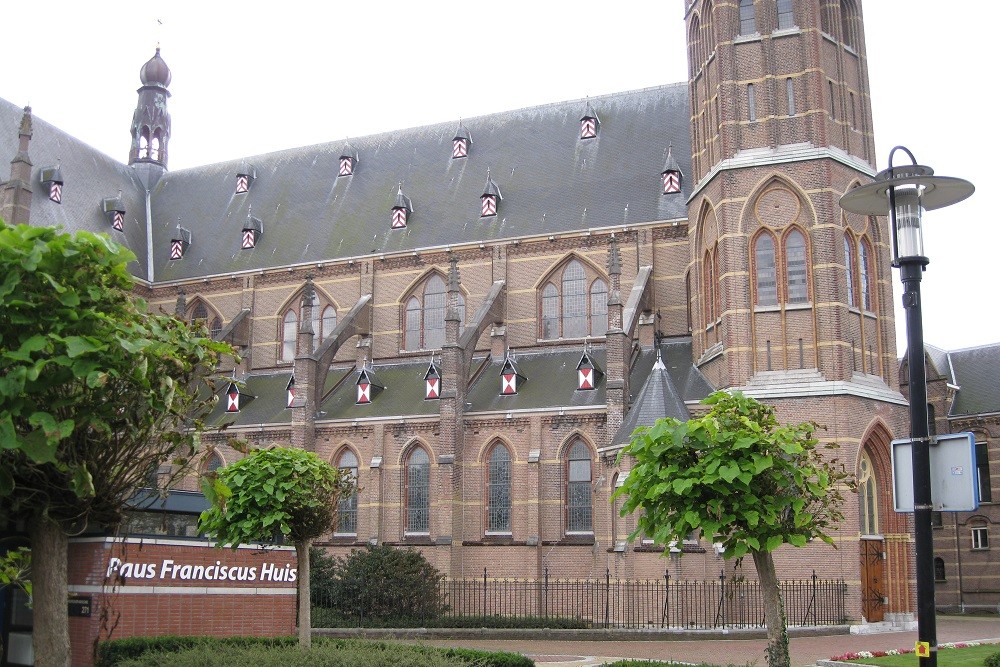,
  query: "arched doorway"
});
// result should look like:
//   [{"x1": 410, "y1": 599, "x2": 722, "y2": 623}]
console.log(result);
[{"x1": 858, "y1": 450, "x2": 885, "y2": 622}]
